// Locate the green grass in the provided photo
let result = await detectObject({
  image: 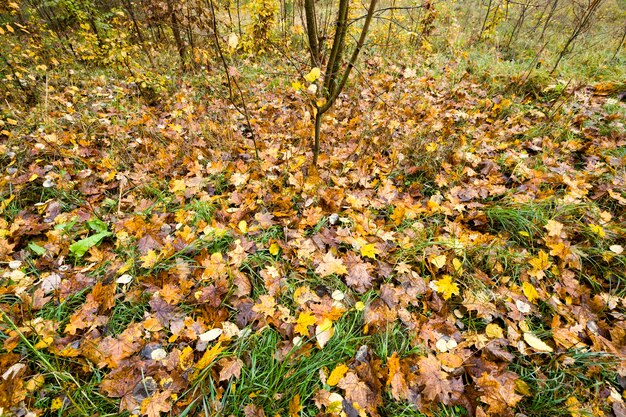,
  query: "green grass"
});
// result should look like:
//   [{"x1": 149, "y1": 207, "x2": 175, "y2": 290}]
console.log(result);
[
  {"x1": 369, "y1": 323, "x2": 425, "y2": 360},
  {"x1": 0, "y1": 308, "x2": 122, "y2": 417},
  {"x1": 511, "y1": 349, "x2": 619, "y2": 417},
  {"x1": 381, "y1": 399, "x2": 468, "y2": 417},
  {"x1": 182, "y1": 310, "x2": 369, "y2": 417}
]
